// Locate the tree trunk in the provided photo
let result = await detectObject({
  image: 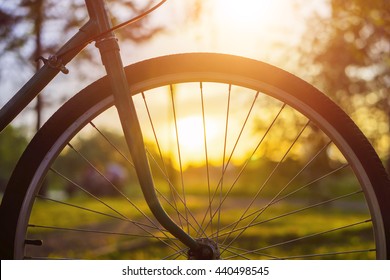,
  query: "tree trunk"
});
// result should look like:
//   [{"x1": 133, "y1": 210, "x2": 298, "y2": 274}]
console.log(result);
[{"x1": 34, "y1": 0, "x2": 43, "y2": 132}]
